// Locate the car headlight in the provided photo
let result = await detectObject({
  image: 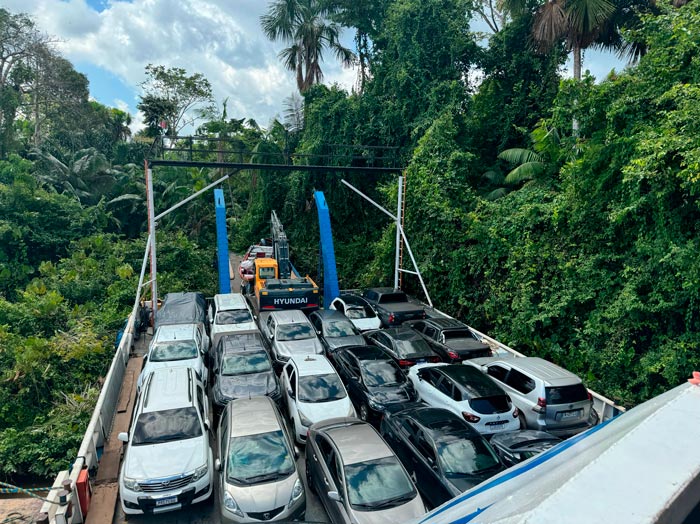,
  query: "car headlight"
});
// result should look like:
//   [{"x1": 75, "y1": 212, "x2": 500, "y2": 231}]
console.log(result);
[
  {"x1": 288, "y1": 478, "x2": 303, "y2": 507},
  {"x1": 223, "y1": 491, "x2": 244, "y2": 517},
  {"x1": 192, "y1": 463, "x2": 208, "y2": 481},
  {"x1": 298, "y1": 410, "x2": 313, "y2": 427},
  {"x1": 123, "y1": 476, "x2": 142, "y2": 492}
]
